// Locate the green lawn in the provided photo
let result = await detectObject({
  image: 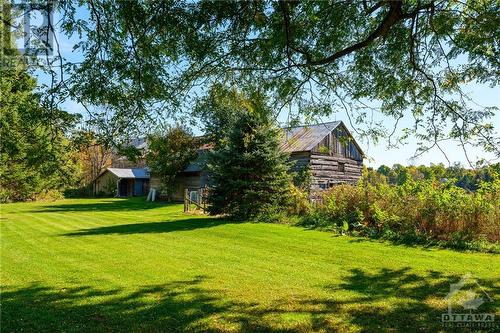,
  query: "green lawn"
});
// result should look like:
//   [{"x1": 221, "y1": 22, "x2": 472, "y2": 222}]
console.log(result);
[{"x1": 1, "y1": 197, "x2": 498, "y2": 332}]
